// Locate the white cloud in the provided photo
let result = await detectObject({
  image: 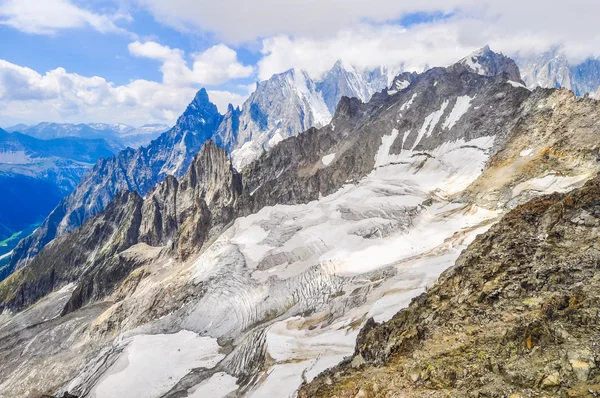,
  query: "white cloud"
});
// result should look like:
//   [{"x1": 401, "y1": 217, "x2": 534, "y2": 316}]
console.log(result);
[
  {"x1": 135, "y1": 0, "x2": 458, "y2": 43},
  {"x1": 136, "y1": 0, "x2": 600, "y2": 64},
  {"x1": 0, "y1": 59, "x2": 248, "y2": 126},
  {"x1": 0, "y1": 0, "x2": 130, "y2": 35},
  {"x1": 129, "y1": 41, "x2": 253, "y2": 86},
  {"x1": 257, "y1": 23, "x2": 476, "y2": 80}
]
